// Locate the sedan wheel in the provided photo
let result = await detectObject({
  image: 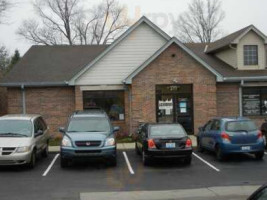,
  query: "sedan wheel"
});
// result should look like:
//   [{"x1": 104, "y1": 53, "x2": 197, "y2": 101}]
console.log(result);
[
  {"x1": 216, "y1": 145, "x2": 224, "y2": 161},
  {"x1": 197, "y1": 138, "x2": 204, "y2": 153},
  {"x1": 135, "y1": 143, "x2": 141, "y2": 155},
  {"x1": 255, "y1": 151, "x2": 264, "y2": 160},
  {"x1": 42, "y1": 143, "x2": 49, "y2": 158},
  {"x1": 142, "y1": 150, "x2": 150, "y2": 166},
  {"x1": 29, "y1": 150, "x2": 36, "y2": 169}
]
